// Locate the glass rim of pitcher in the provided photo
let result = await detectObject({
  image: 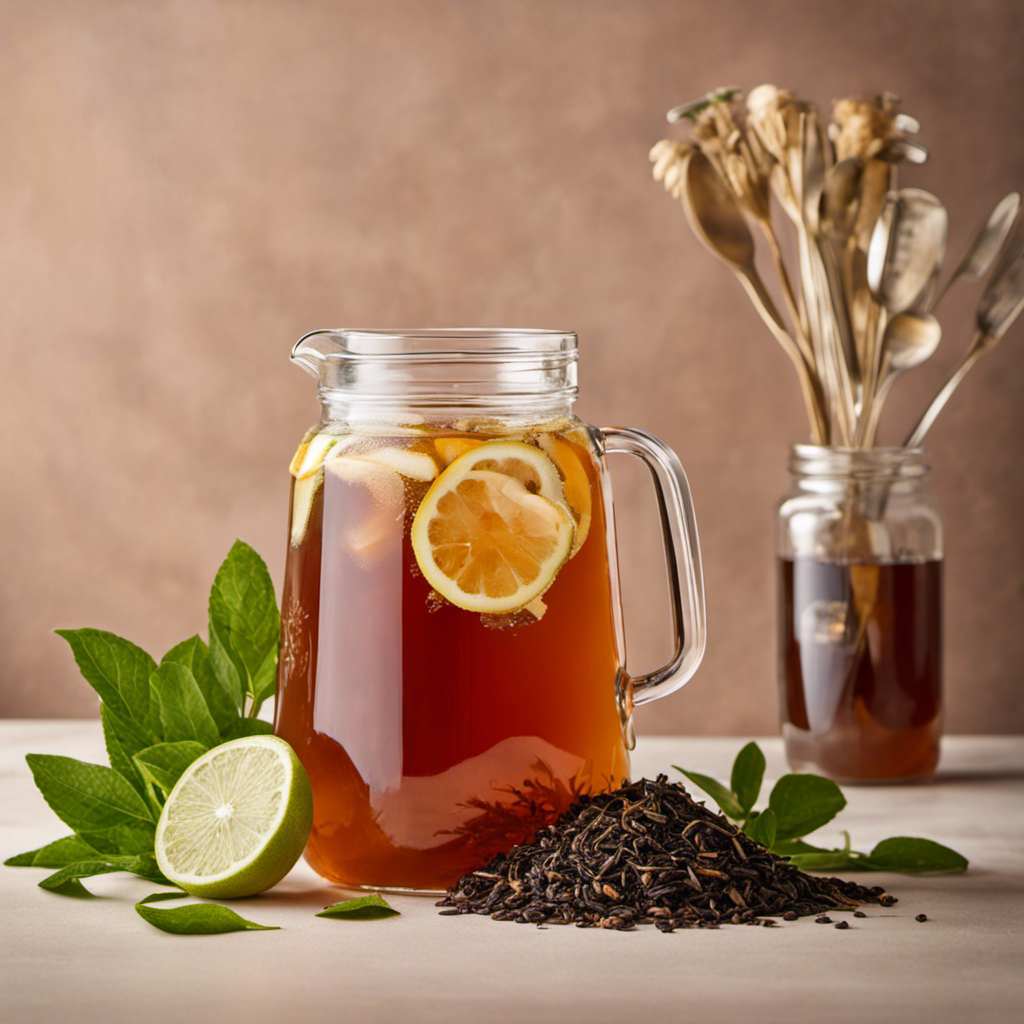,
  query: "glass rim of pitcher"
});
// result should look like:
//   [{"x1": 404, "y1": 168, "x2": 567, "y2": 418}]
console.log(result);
[{"x1": 293, "y1": 328, "x2": 580, "y2": 410}]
